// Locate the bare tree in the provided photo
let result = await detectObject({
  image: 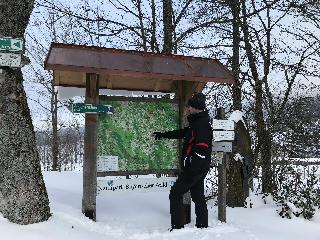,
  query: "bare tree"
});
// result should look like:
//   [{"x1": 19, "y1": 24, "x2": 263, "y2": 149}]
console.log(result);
[
  {"x1": 239, "y1": 0, "x2": 320, "y2": 193},
  {"x1": 0, "y1": 0, "x2": 51, "y2": 224},
  {"x1": 36, "y1": 0, "x2": 236, "y2": 53},
  {"x1": 27, "y1": 0, "x2": 320, "y2": 198},
  {"x1": 190, "y1": 0, "x2": 319, "y2": 196},
  {"x1": 25, "y1": 4, "x2": 88, "y2": 171},
  {"x1": 163, "y1": 0, "x2": 174, "y2": 53}
]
